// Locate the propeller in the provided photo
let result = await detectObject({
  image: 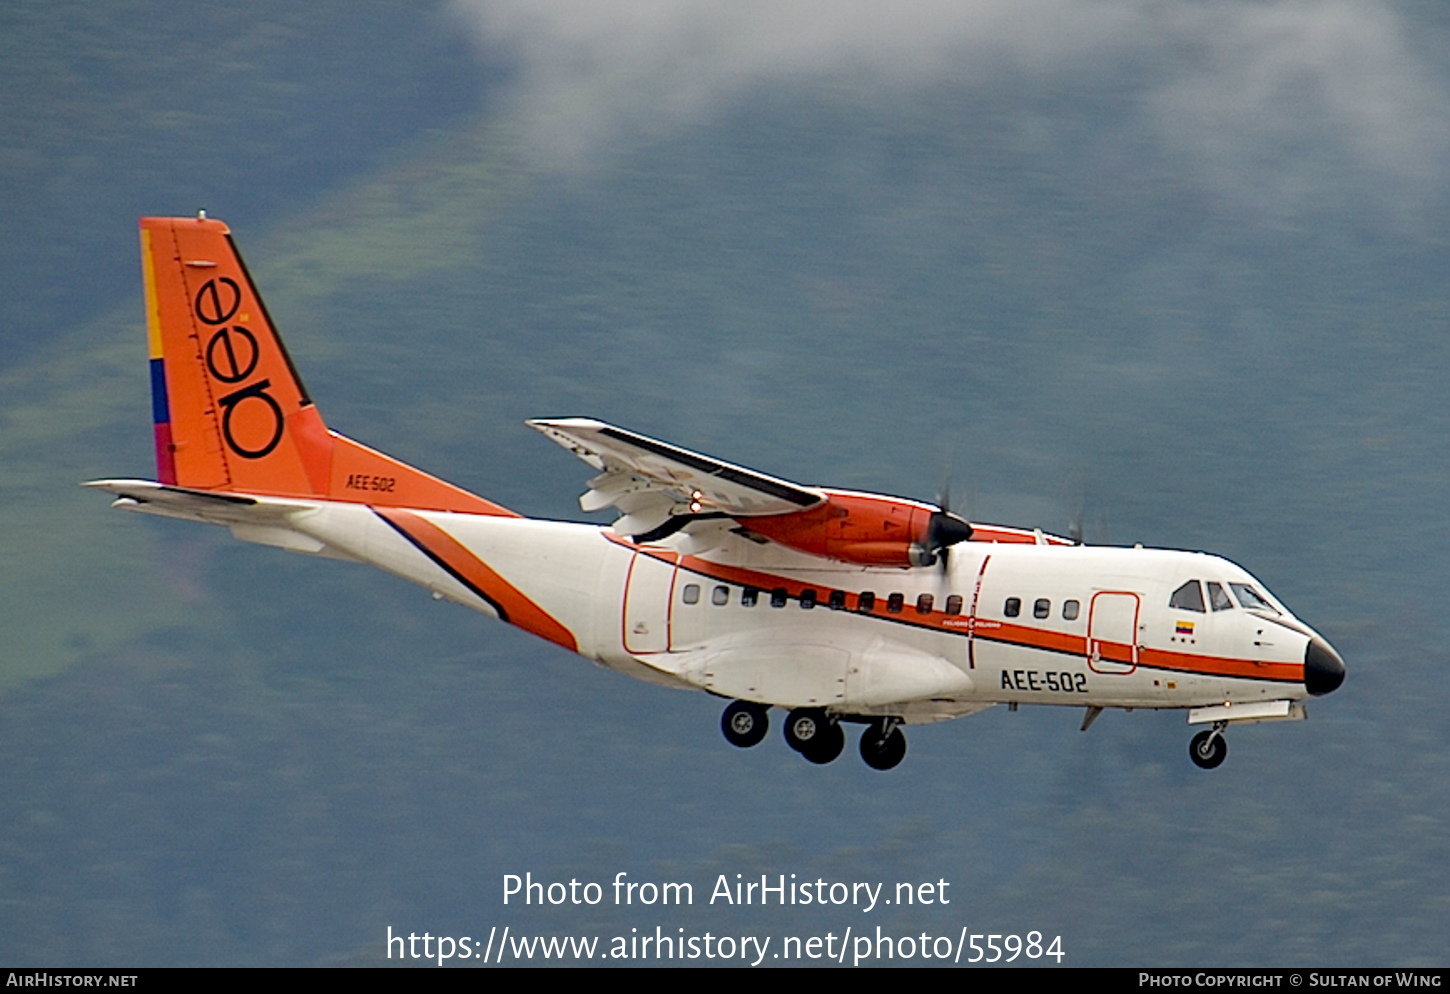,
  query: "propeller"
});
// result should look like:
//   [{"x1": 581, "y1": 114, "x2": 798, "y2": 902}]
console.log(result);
[
  {"x1": 911, "y1": 479, "x2": 973, "y2": 573},
  {"x1": 925, "y1": 506, "x2": 973, "y2": 572},
  {"x1": 1064, "y1": 479, "x2": 1109, "y2": 547}
]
